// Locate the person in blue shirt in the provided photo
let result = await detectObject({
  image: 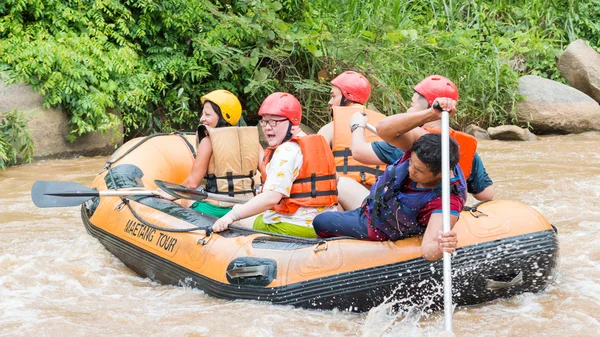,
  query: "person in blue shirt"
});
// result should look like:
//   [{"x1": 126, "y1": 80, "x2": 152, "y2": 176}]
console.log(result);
[{"x1": 338, "y1": 75, "x2": 495, "y2": 210}]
